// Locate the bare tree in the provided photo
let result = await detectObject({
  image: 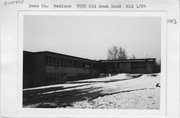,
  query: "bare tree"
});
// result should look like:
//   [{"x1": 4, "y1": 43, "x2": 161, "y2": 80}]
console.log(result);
[
  {"x1": 130, "y1": 54, "x2": 136, "y2": 59},
  {"x1": 107, "y1": 46, "x2": 127, "y2": 74},
  {"x1": 107, "y1": 46, "x2": 127, "y2": 60}
]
